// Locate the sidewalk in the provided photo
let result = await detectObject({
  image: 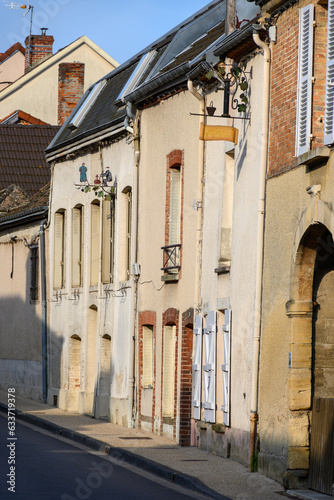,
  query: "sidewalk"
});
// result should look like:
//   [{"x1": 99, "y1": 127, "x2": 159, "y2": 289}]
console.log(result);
[{"x1": 0, "y1": 390, "x2": 288, "y2": 499}]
